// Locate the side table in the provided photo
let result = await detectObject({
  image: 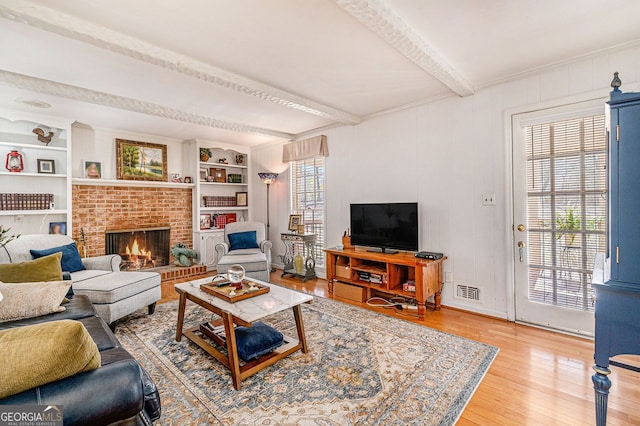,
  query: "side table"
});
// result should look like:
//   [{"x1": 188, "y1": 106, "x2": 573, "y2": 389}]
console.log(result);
[{"x1": 281, "y1": 232, "x2": 317, "y2": 282}]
